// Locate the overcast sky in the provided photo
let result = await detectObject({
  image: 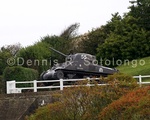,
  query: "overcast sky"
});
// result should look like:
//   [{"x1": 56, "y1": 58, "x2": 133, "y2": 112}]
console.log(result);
[{"x1": 0, "y1": 0, "x2": 131, "y2": 48}]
